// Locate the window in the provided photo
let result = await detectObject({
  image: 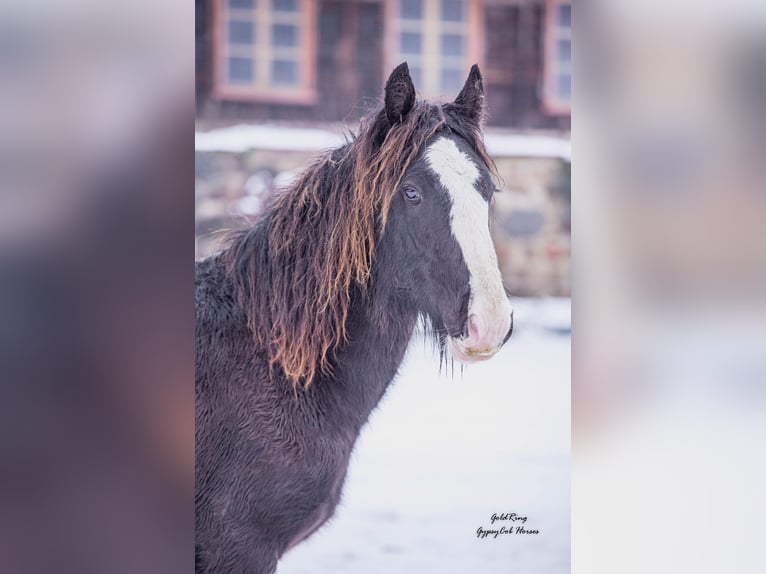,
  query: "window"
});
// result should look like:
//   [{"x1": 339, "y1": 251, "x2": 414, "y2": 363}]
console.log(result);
[
  {"x1": 385, "y1": 0, "x2": 483, "y2": 99},
  {"x1": 213, "y1": 0, "x2": 317, "y2": 103},
  {"x1": 544, "y1": 0, "x2": 571, "y2": 114}
]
